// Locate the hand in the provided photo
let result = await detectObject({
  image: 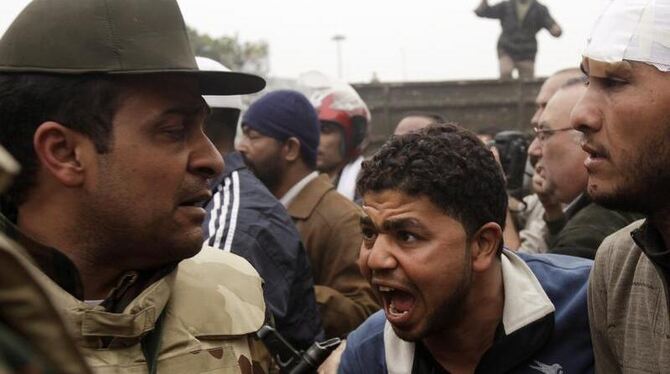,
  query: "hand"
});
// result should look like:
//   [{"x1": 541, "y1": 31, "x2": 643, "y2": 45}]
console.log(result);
[
  {"x1": 318, "y1": 340, "x2": 347, "y2": 374},
  {"x1": 549, "y1": 24, "x2": 562, "y2": 37}
]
